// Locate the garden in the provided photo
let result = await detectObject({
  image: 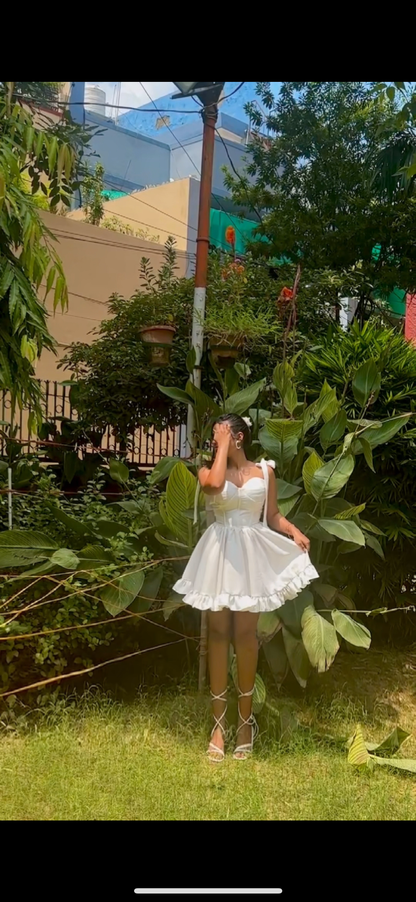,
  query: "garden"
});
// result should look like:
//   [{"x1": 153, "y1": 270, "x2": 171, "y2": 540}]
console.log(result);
[{"x1": 1, "y1": 80, "x2": 416, "y2": 821}]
